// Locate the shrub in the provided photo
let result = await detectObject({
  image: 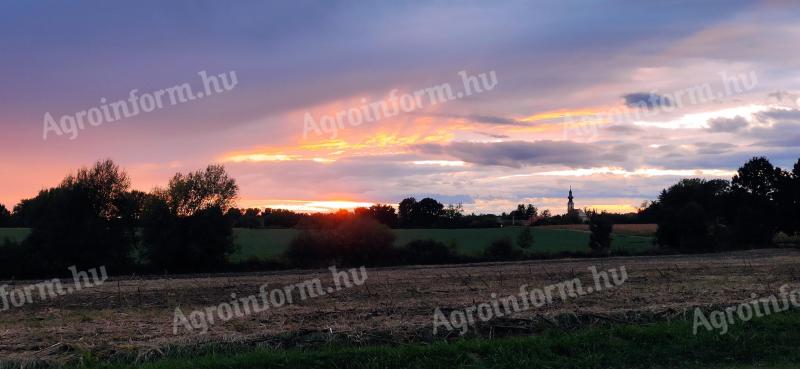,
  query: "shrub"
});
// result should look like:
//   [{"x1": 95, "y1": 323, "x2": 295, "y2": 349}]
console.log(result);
[
  {"x1": 286, "y1": 230, "x2": 331, "y2": 267},
  {"x1": 0, "y1": 239, "x2": 38, "y2": 278},
  {"x1": 287, "y1": 217, "x2": 397, "y2": 267},
  {"x1": 141, "y1": 200, "x2": 236, "y2": 272},
  {"x1": 588, "y1": 215, "x2": 613, "y2": 255},
  {"x1": 517, "y1": 226, "x2": 534, "y2": 249},
  {"x1": 402, "y1": 239, "x2": 458, "y2": 265},
  {"x1": 484, "y1": 237, "x2": 522, "y2": 260}
]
